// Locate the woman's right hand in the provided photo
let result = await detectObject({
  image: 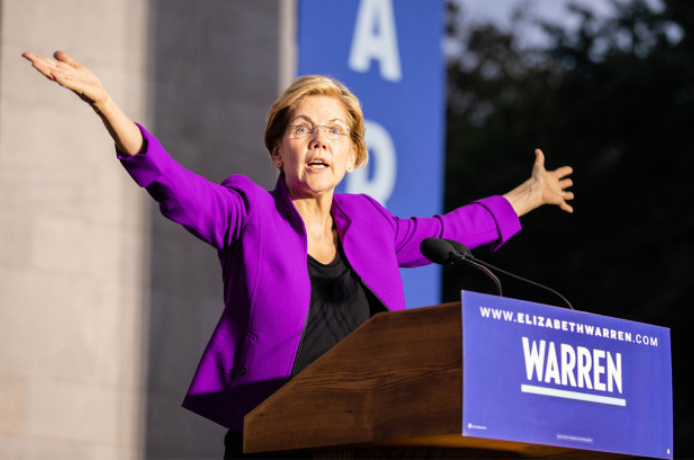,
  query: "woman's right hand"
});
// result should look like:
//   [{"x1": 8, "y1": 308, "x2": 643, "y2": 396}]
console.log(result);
[
  {"x1": 22, "y1": 50, "x2": 144, "y2": 156},
  {"x1": 22, "y1": 51, "x2": 109, "y2": 108}
]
